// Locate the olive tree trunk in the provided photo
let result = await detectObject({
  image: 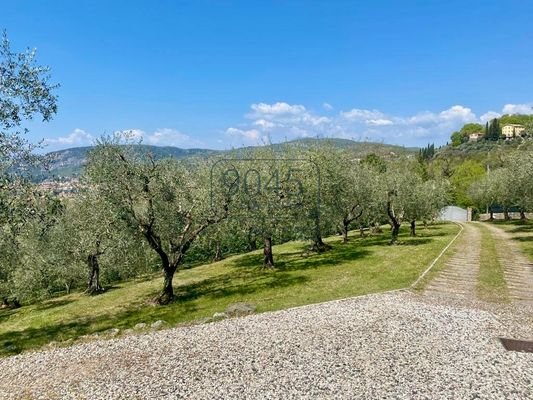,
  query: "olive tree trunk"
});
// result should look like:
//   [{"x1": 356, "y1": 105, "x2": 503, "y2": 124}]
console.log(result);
[
  {"x1": 159, "y1": 262, "x2": 177, "y2": 305},
  {"x1": 87, "y1": 253, "x2": 104, "y2": 295},
  {"x1": 410, "y1": 220, "x2": 416, "y2": 237},
  {"x1": 263, "y1": 236, "x2": 274, "y2": 269},
  {"x1": 213, "y1": 242, "x2": 223, "y2": 261},
  {"x1": 387, "y1": 193, "x2": 401, "y2": 245}
]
